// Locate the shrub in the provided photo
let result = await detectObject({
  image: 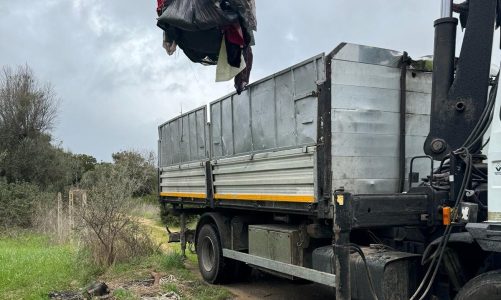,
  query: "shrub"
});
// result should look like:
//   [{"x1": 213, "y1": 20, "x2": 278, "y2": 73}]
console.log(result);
[
  {"x1": 78, "y1": 164, "x2": 158, "y2": 266},
  {"x1": 0, "y1": 180, "x2": 55, "y2": 228}
]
